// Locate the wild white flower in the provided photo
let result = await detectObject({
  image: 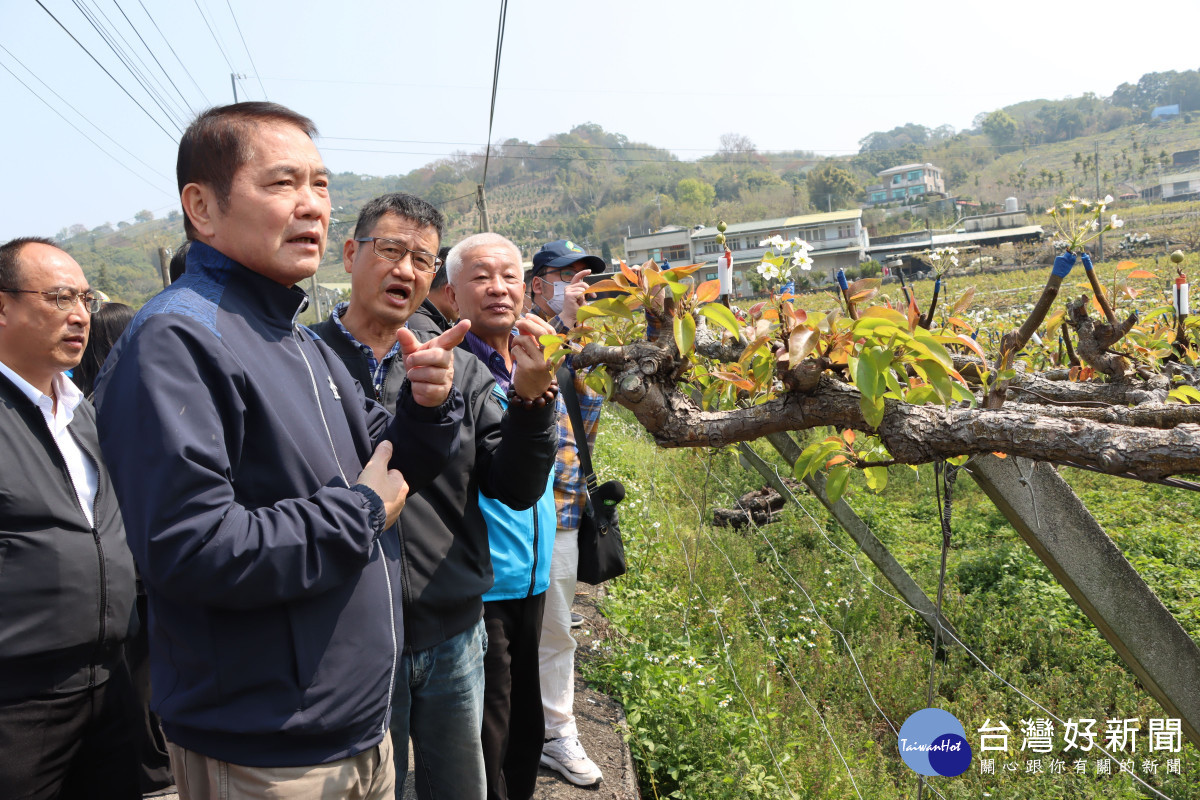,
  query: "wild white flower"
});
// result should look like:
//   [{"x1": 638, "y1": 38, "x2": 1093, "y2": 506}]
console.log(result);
[
  {"x1": 621, "y1": 670, "x2": 633, "y2": 680},
  {"x1": 823, "y1": 569, "x2": 831, "y2": 575}
]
